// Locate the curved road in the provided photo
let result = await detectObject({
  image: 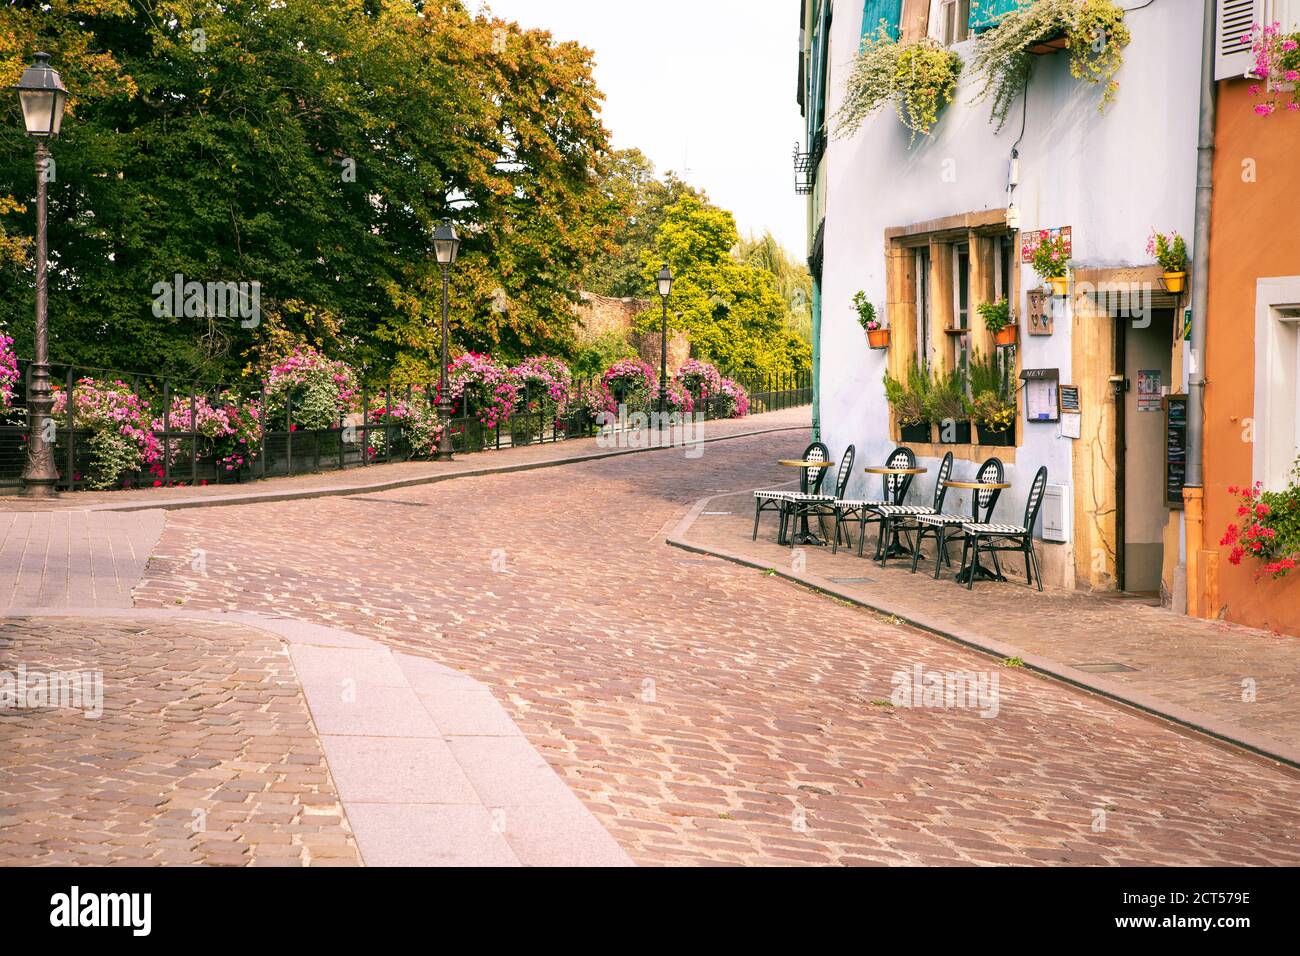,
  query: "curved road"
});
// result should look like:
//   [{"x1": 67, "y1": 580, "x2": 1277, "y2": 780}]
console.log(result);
[{"x1": 134, "y1": 429, "x2": 1300, "y2": 865}]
